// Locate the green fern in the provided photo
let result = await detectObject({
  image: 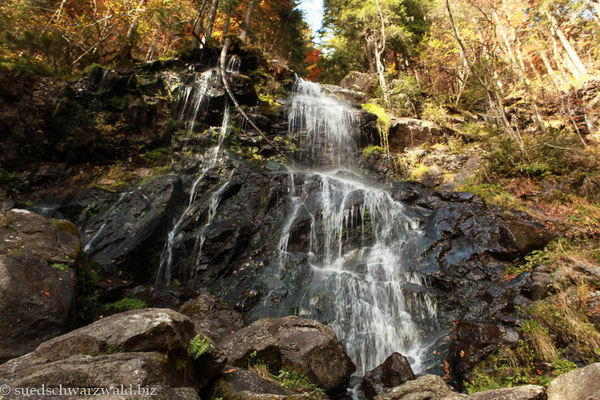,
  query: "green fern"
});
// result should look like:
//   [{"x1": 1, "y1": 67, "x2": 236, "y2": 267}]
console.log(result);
[{"x1": 188, "y1": 334, "x2": 210, "y2": 359}]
